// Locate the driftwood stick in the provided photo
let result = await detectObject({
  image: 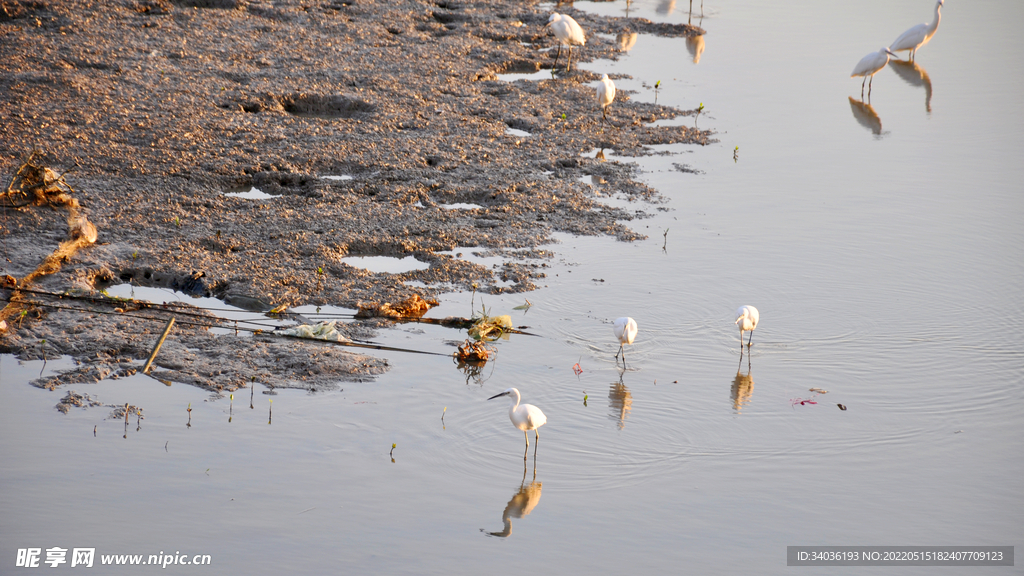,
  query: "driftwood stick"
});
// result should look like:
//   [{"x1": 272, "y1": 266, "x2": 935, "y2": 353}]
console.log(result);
[{"x1": 143, "y1": 317, "x2": 175, "y2": 373}]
